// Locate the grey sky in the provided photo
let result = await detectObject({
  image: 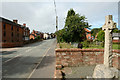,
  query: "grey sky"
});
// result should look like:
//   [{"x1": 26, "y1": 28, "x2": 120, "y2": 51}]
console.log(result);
[{"x1": 1, "y1": 0, "x2": 120, "y2": 33}]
